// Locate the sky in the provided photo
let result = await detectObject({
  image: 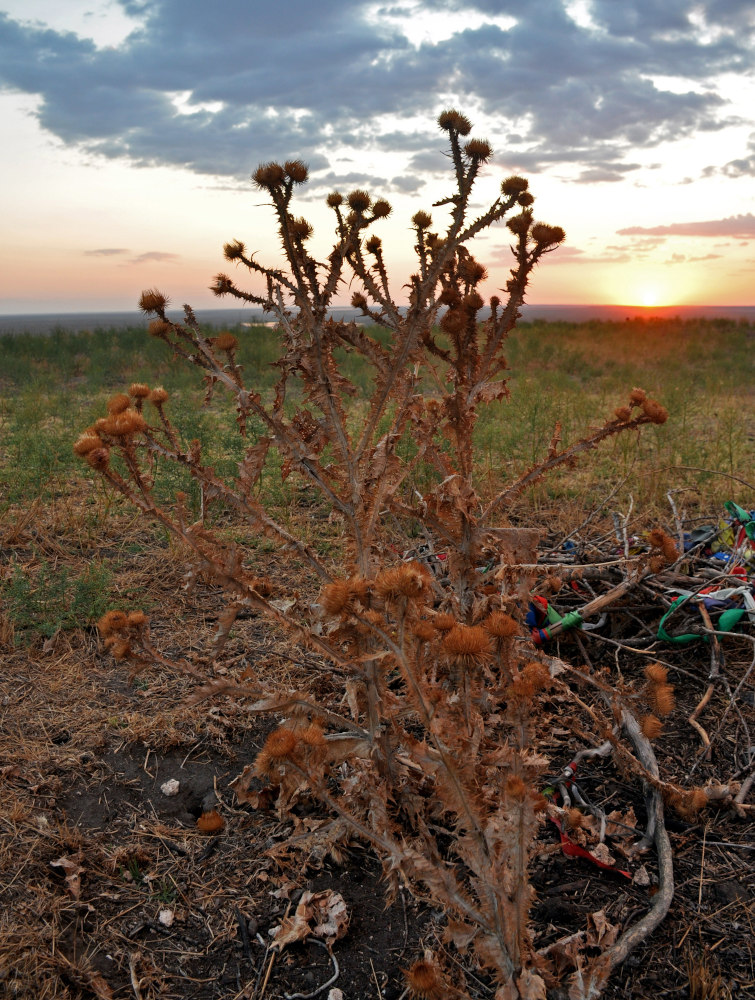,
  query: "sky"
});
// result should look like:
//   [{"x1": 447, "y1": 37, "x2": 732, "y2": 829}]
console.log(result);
[{"x1": 0, "y1": 0, "x2": 754, "y2": 313}]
